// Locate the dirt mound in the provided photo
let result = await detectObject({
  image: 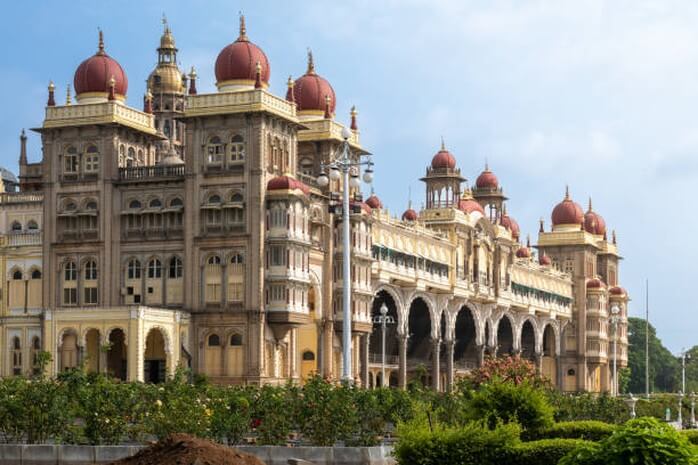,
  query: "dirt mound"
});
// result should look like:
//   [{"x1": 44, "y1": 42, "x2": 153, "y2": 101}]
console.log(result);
[{"x1": 110, "y1": 434, "x2": 265, "y2": 465}]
